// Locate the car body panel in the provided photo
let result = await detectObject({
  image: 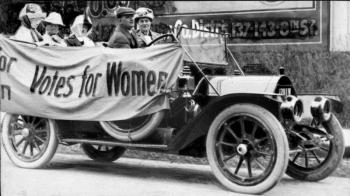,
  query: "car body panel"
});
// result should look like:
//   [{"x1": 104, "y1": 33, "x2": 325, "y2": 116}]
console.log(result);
[{"x1": 206, "y1": 75, "x2": 295, "y2": 96}]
